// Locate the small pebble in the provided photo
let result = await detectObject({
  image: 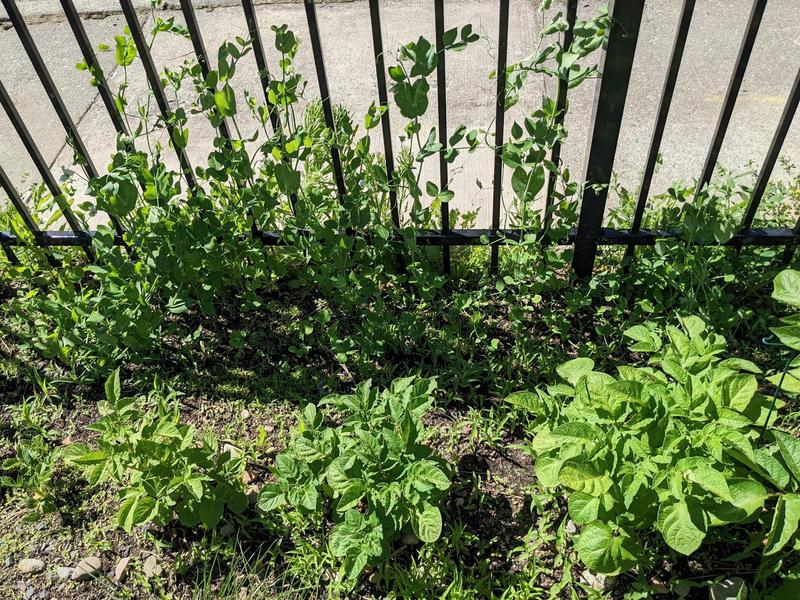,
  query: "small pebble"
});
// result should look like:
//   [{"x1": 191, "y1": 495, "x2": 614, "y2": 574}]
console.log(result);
[
  {"x1": 114, "y1": 557, "x2": 132, "y2": 583},
  {"x1": 71, "y1": 556, "x2": 102, "y2": 581},
  {"x1": 142, "y1": 555, "x2": 162, "y2": 579},
  {"x1": 18, "y1": 559, "x2": 45, "y2": 574},
  {"x1": 56, "y1": 566, "x2": 74, "y2": 580},
  {"x1": 220, "y1": 523, "x2": 235, "y2": 538}
]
